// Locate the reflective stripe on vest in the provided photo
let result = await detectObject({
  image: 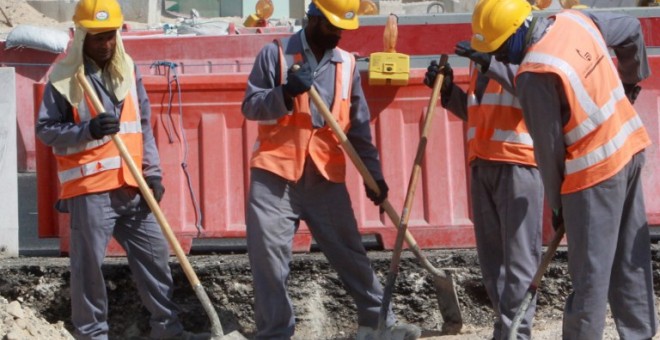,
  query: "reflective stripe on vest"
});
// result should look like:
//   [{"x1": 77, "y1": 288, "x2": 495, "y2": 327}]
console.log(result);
[
  {"x1": 58, "y1": 156, "x2": 121, "y2": 183},
  {"x1": 466, "y1": 63, "x2": 536, "y2": 166},
  {"x1": 55, "y1": 75, "x2": 144, "y2": 199},
  {"x1": 517, "y1": 10, "x2": 650, "y2": 193},
  {"x1": 249, "y1": 38, "x2": 354, "y2": 182}
]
